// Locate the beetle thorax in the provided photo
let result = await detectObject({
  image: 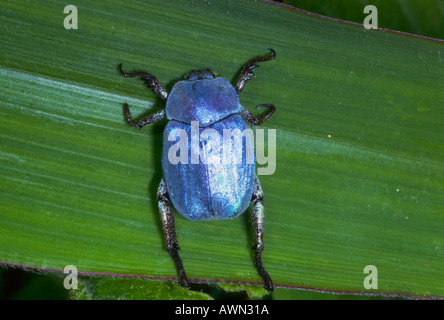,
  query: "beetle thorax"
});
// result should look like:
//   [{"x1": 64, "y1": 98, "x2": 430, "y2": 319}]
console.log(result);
[{"x1": 166, "y1": 77, "x2": 240, "y2": 127}]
